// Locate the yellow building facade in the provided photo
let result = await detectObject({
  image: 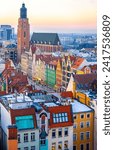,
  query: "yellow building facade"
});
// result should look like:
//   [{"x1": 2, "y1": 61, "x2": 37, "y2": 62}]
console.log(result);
[
  {"x1": 72, "y1": 102, "x2": 94, "y2": 150},
  {"x1": 35, "y1": 59, "x2": 46, "y2": 83},
  {"x1": 75, "y1": 91, "x2": 90, "y2": 106},
  {"x1": 55, "y1": 59, "x2": 62, "y2": 91}
]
